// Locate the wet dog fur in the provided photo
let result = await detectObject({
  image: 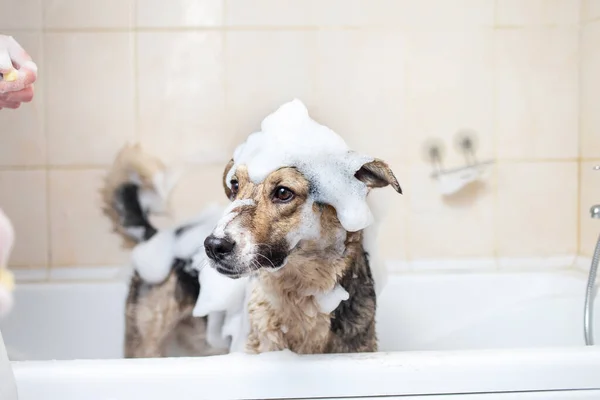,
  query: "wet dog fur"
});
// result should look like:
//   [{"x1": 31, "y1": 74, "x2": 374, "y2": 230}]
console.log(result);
[
  {"x1": 204, "y1": 159, "x2": 401, "y2": 354},
  {"x1": 101, "y1": 144, "x2": 225, "y2": 358}
]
